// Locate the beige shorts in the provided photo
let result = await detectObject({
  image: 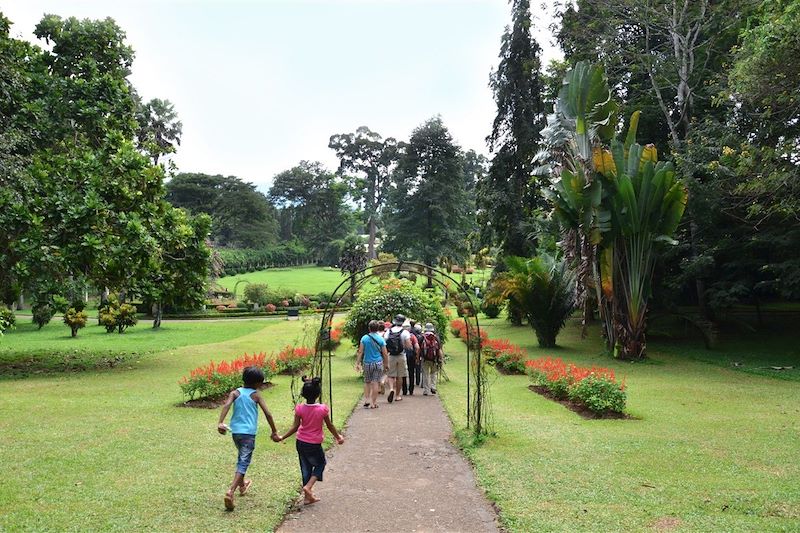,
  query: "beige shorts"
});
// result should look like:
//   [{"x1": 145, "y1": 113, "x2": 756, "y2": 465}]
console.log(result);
[{"x1": 387, "y1": 354, "x2": 408, "y2": 378}]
